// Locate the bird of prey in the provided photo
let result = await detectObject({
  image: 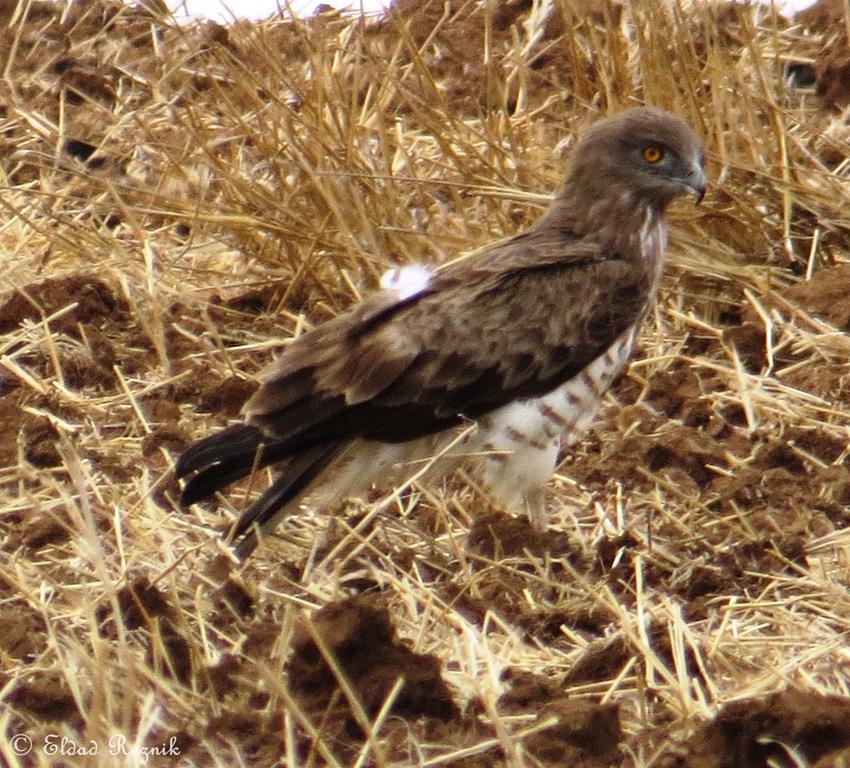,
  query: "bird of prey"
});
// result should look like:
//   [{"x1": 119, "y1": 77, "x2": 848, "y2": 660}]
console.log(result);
[{"x1": 176, "y1": 107, "x2": 707, "y2": 560}]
